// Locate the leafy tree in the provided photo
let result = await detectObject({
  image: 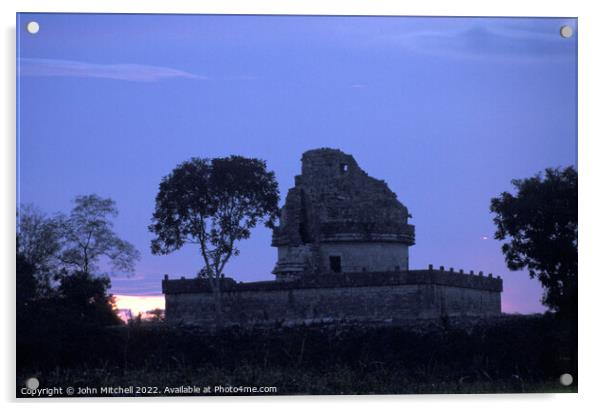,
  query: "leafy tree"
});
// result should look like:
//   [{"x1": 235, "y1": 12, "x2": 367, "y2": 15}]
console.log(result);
[
  {"x1": 17, "y1": 196, "x2": 132, "y2": 371},
  {"x1": 17, "y1": 204, "x2": 62, "y2": 294},
  {"x1": 149, "y1": 156, "x2": 279, "y2": 326},
  {"x1": 490, "y1": 167, "x2": 577, "y2": 317},
  {"x1": 57, "y1": 194, "x2": 141, "y2": 276},
  {"x1": 16, "y1": 240, "x2": 37, "y2": 311},
  {"x1": 17, "y1": 250, "x2": 121, "y2": 370},
  {"x1": 56, "y1": 270, "x2": 121, "y2": 327}
]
